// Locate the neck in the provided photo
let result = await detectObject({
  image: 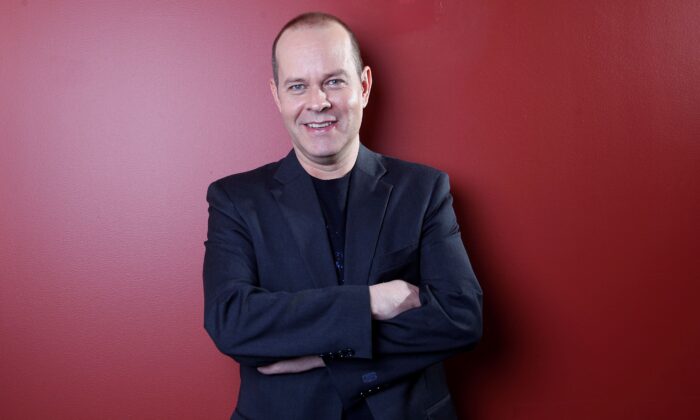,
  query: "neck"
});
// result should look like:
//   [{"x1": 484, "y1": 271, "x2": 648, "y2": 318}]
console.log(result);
[{"x1": 295, "y1": 140, "x2": 360, "y2": 180}]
